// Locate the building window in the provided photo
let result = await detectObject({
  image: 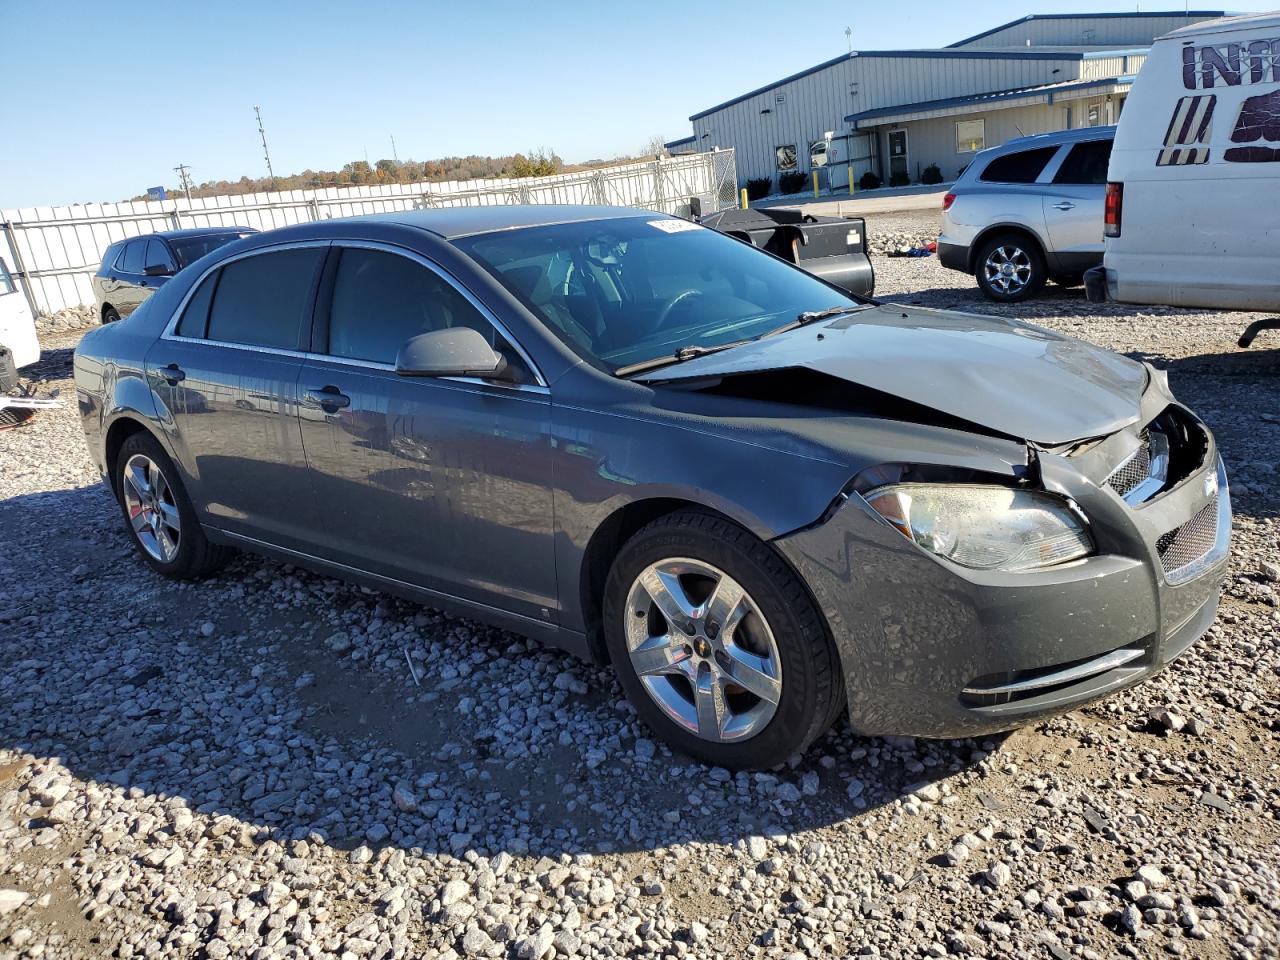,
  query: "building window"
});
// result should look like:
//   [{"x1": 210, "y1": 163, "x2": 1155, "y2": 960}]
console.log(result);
[
  {"x1": 956, "y1": 119, "x2": 985, "y2": 154},
  {"x1": 775, "y1": 145, "x2": 797, "y2": 171}
]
